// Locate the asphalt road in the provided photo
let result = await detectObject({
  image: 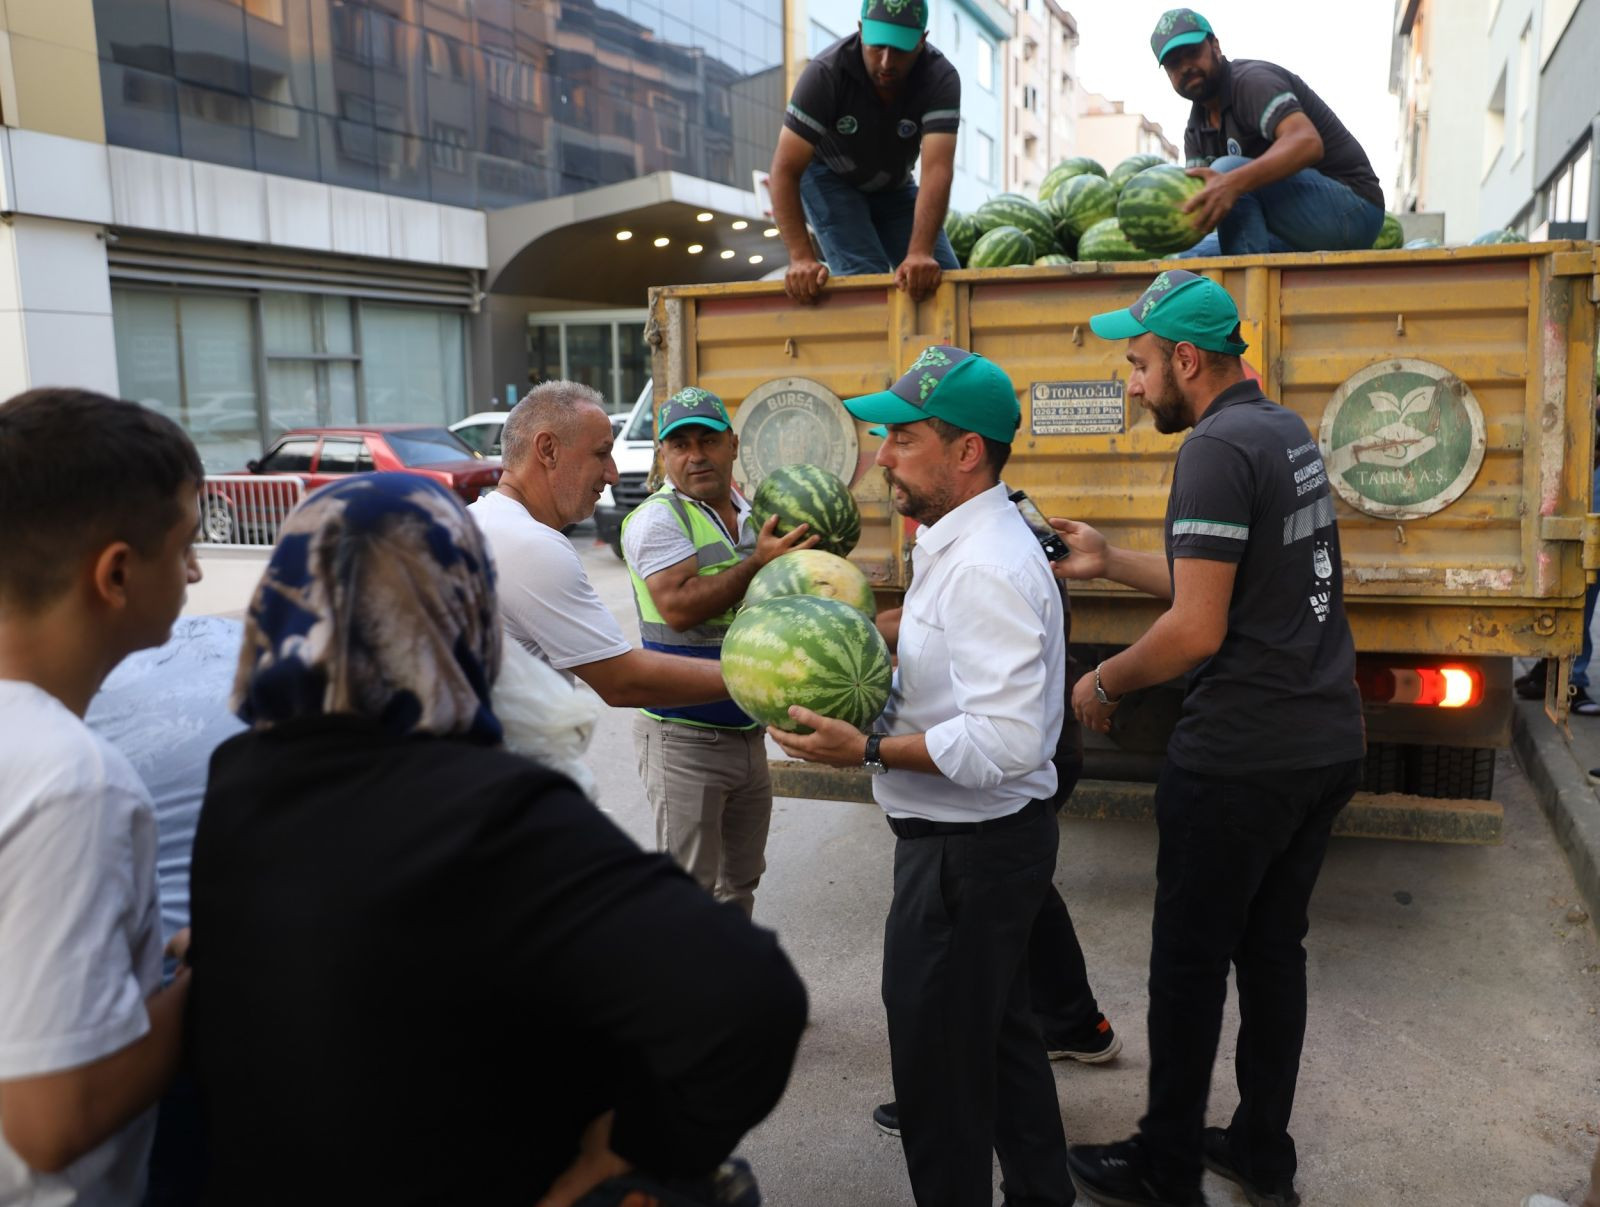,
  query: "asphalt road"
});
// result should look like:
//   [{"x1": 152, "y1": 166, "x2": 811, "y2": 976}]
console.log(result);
[{"x1": 569, "y1": 529, "x2": 1600, "y2": 1207}]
